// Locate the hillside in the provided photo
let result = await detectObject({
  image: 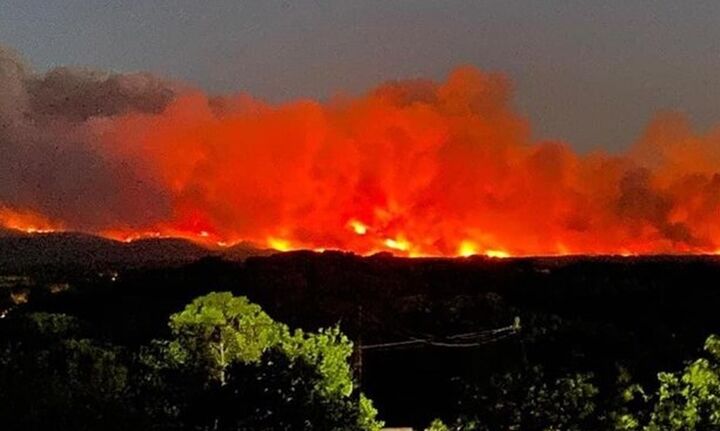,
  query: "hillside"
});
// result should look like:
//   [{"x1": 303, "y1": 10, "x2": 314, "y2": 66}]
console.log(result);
[{"x1": 0, "y1": 230, "x2": 275, "y2": 270}]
